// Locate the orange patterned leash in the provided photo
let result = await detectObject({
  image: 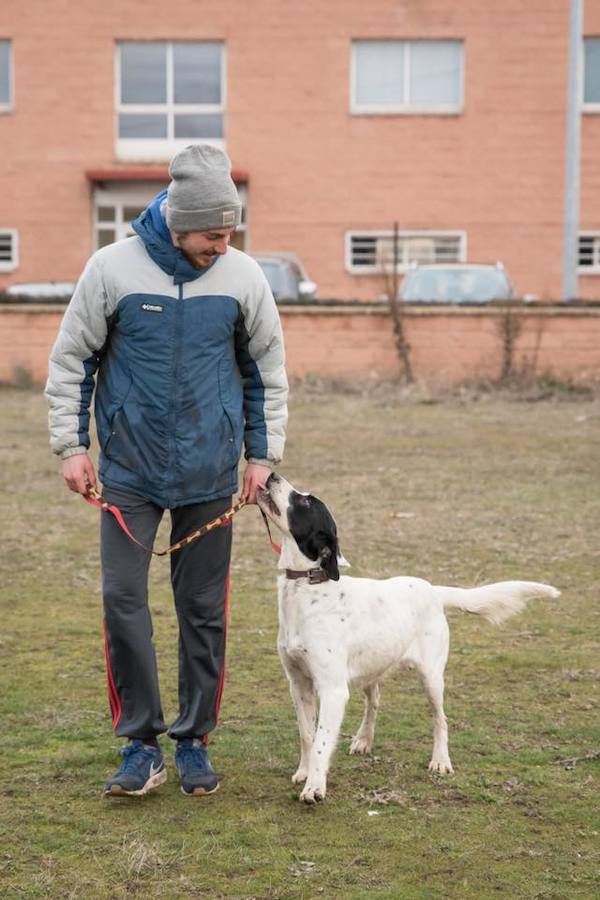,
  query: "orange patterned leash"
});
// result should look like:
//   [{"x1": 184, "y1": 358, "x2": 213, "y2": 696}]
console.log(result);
[{"x1": 83, "y1": 485, "x2": 246, "y2": 556}]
